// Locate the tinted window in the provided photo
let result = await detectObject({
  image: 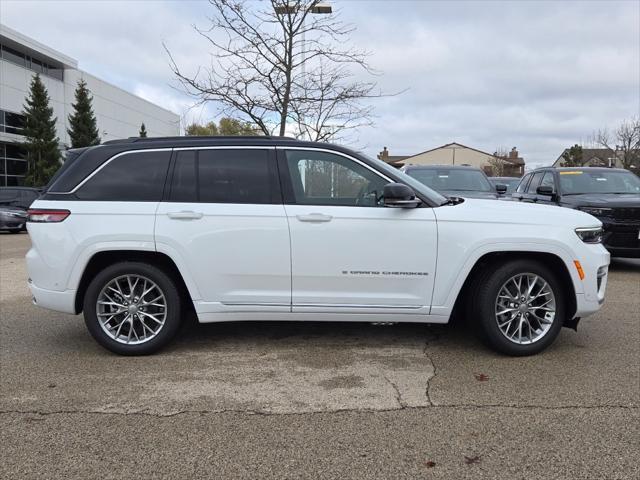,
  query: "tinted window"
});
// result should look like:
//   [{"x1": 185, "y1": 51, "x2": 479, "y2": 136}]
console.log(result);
[
  {"x1": 284, "y1": 150, "x2": 387, "y2": 207},
  {"x1": 539, "y1": 171, "x2": 556, "y2": 192},
  {"x1": 170, "y1": 149, "x2": 272, "y2": 204},
  {"x1": 516, "y1": 174, "x2": 531, "y2": 193},
  {"x1": 526, "y1": 172, "x2": 544, "y2": 193},
  {"x1": 75, "y1": 150, "x2": 171, "y2": 201}
]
